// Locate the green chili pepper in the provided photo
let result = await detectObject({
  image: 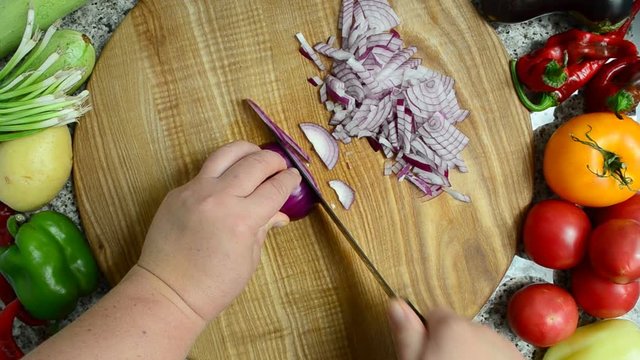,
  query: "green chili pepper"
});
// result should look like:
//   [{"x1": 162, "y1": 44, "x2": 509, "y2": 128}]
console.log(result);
[{"x1": 0, "y1": 210, "x2": 98, "y2": 320}]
